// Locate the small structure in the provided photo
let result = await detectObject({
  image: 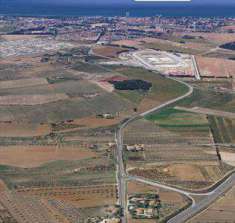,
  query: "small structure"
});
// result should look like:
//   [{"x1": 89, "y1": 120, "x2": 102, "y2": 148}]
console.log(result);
[
  {"x1": 97, "y1": 113, "x2": 115, "y2": 119},
  {"x1": 125, "y1": 144, "x2": 144, "y2": 152}
]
